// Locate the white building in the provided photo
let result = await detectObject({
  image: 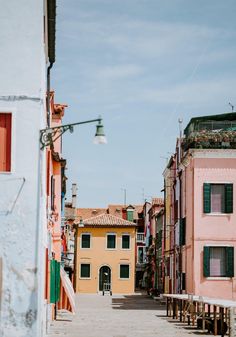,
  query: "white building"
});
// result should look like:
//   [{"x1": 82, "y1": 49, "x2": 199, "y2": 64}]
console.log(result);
[{"x1": 0, "y1": 1, "x2": 56, "y2": 336}]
